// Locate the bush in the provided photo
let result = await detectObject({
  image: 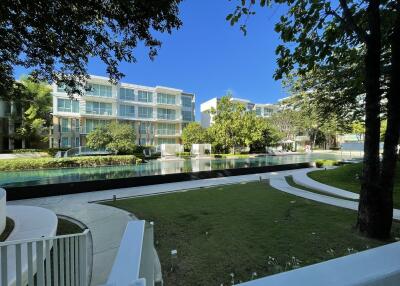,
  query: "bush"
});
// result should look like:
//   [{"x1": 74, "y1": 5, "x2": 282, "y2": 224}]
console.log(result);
[
  {"x1": 315, "y1": 159, "x2": 340, "y2": 168},
  {"x1": 329, "y1": 146, "x2": 341, "y2": 151},
  {"x1": 176, "y1": 152, "x2": 191, "y2": 157},
  {"x1": 0, "y1": 155, "x2": 142, "y2": 171}
]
